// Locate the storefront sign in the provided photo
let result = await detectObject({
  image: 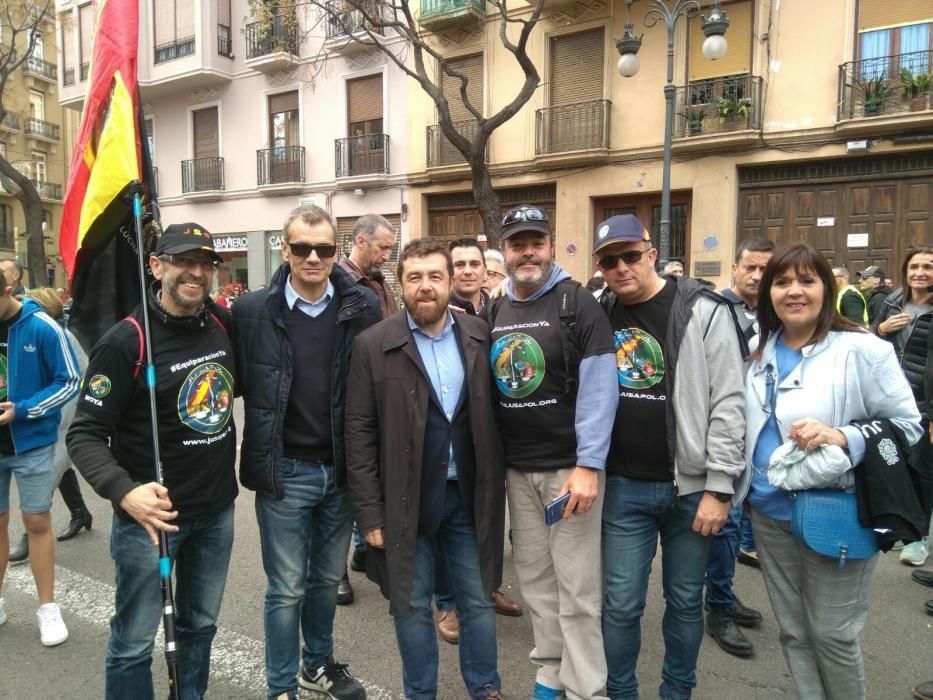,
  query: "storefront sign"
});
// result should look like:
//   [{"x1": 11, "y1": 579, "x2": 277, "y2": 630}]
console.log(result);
[
  {"x1": 213, "y1": 235, "x2": 249, "y2": 253},
  {"x1": 268, "y1": 234, "x2": 284, "y2": 249}
]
